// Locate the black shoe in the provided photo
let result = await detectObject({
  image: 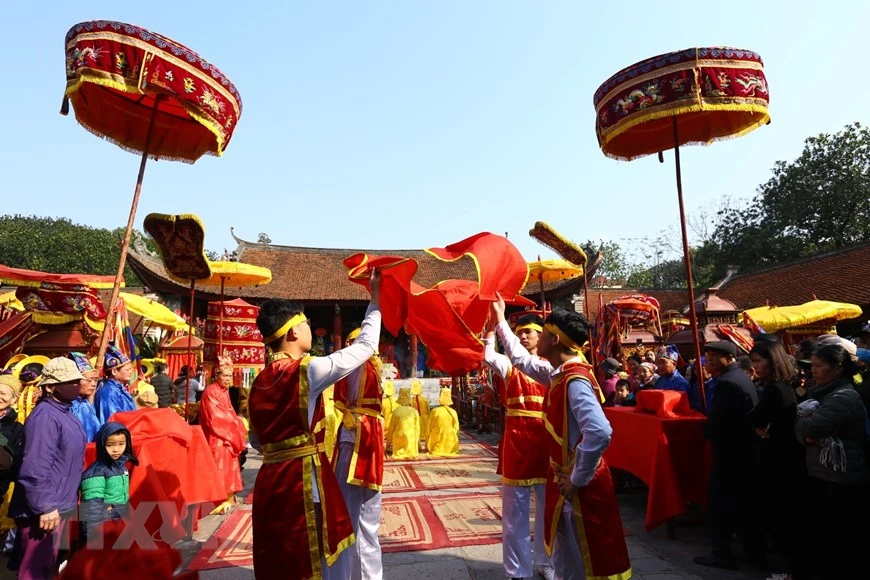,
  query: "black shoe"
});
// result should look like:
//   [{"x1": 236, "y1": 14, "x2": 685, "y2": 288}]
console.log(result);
[{"x1": 693, "y1": 553, "x2": 737, "y2": 570}]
